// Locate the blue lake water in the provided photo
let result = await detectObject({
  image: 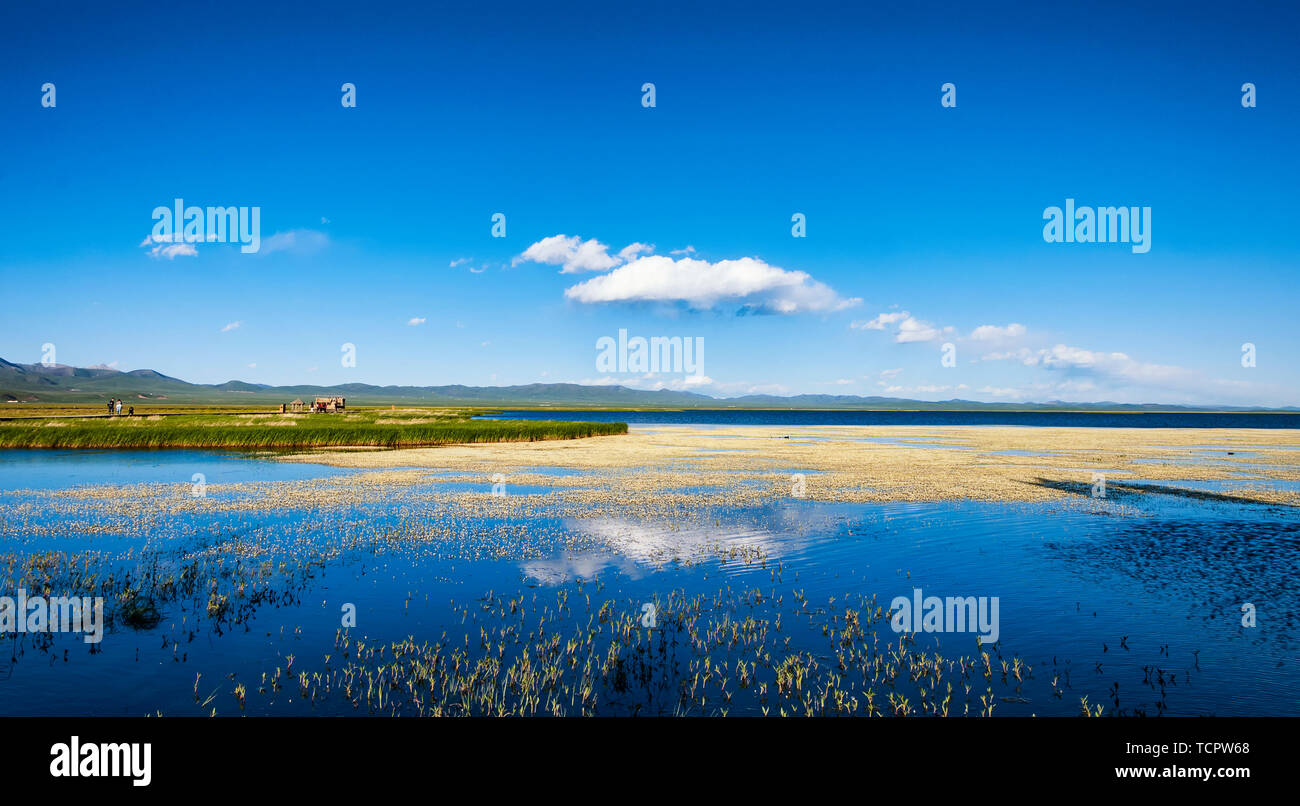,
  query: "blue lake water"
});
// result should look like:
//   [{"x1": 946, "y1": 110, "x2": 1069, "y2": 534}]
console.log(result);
[
  {"x1": 476, "y1": 409, "x2": 1300, "y2": 428},
  {"x1": 0, "y1": 448, "x2": 1297, "y2": 717},
  {"x1": 0, "y1": 448, "x2": 354, "y2": 490}
]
